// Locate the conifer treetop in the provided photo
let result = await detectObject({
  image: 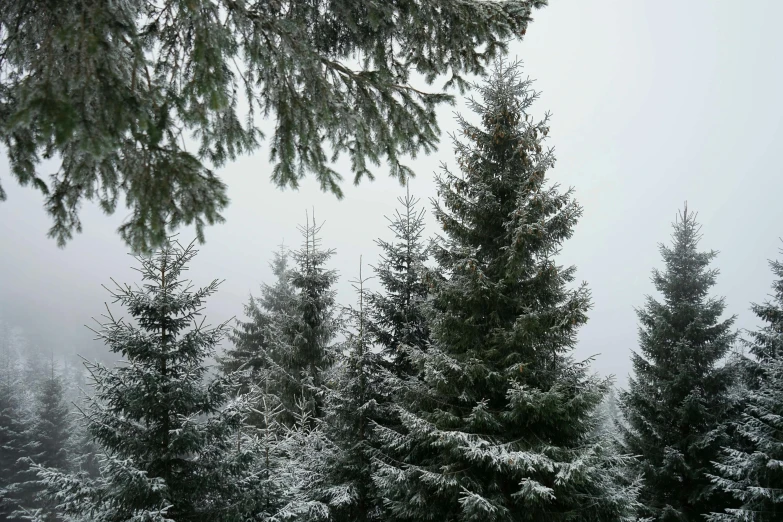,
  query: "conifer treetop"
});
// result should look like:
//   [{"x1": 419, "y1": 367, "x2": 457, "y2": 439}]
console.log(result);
[
  {"x1": 621, "y1": 205, "x2": 739, "y2": 521},
  {"x1": 31, "y1": 236, "x2": 264, "y2": 521},
  {"x1": 368, "y1": 184, "x2": 431, "y2": 375},
  {"x1": 652, "y1": 204, "x2": 721, "y2": 307},
  {"x1": 747, "y1": 247, "x2": 783, "y2": 361}
]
